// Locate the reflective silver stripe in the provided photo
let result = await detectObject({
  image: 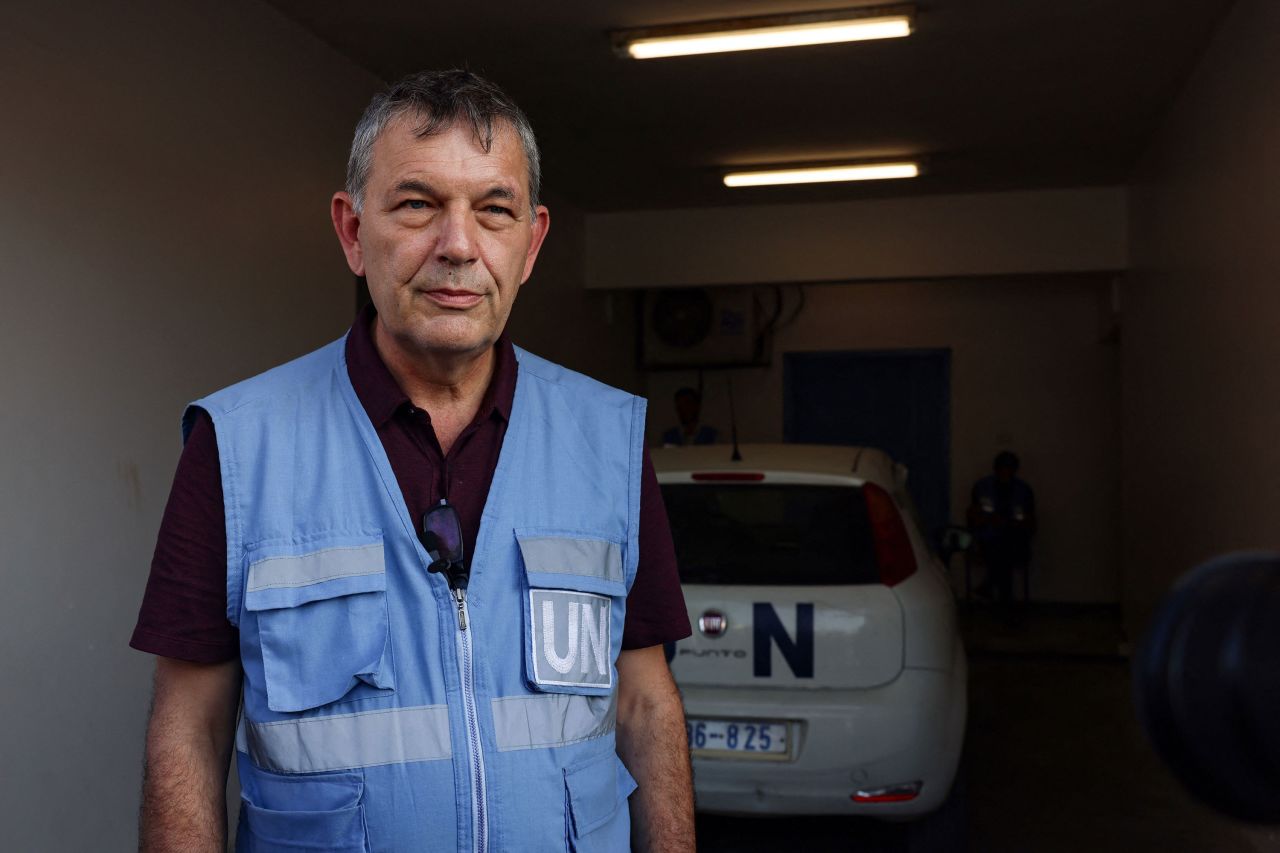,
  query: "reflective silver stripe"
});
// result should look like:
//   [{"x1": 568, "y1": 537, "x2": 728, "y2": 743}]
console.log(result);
[
  {"x1": 491, "y1": 693, "x2": 616, "y2": 752},
  {"x1": 517, "y1": 537, "x2": 623, "y2": 584},
  {"x1": 245, "y1": 705, "x2": 451, "y2": 773},
  {"x1": 247, "y1": 542, "x2": 385, "y2": 592}
]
